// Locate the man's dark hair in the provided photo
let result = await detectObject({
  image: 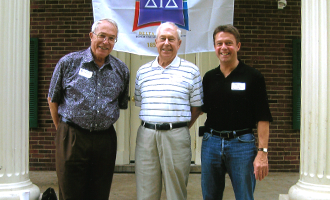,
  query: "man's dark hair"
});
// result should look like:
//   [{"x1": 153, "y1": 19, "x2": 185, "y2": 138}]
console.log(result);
[{"x1": 213, "y1": 24, "x2": 240, "y2": 45}]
